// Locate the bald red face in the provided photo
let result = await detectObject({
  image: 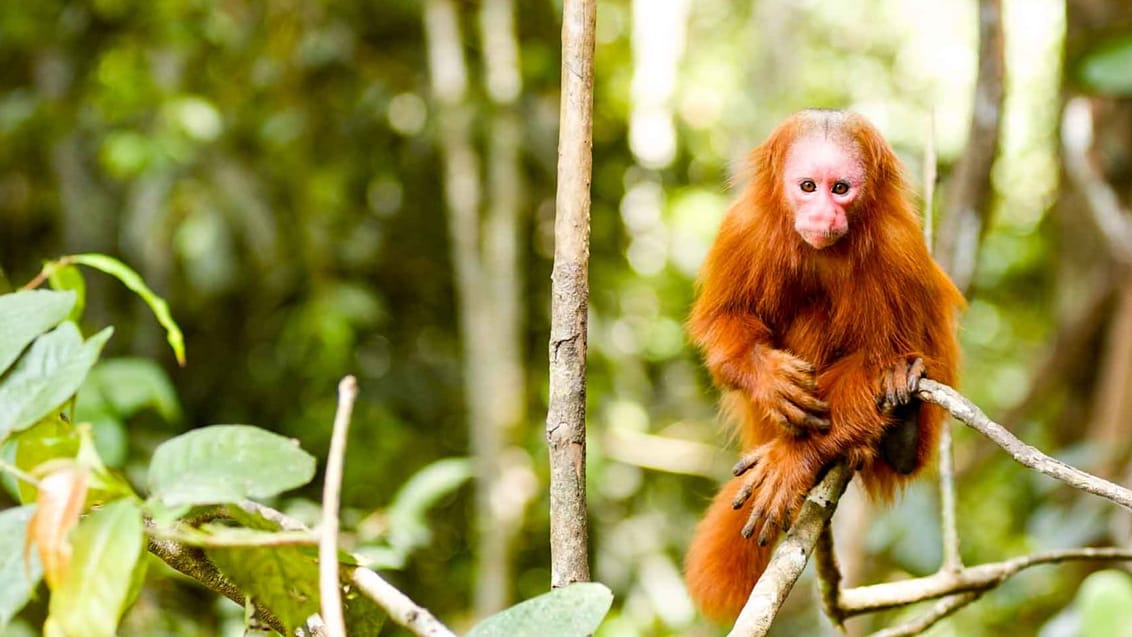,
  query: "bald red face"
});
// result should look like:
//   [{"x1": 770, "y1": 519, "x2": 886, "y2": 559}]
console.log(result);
[{"x1": 782, "y1": 136, "x2": 864, "y2": 249}]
